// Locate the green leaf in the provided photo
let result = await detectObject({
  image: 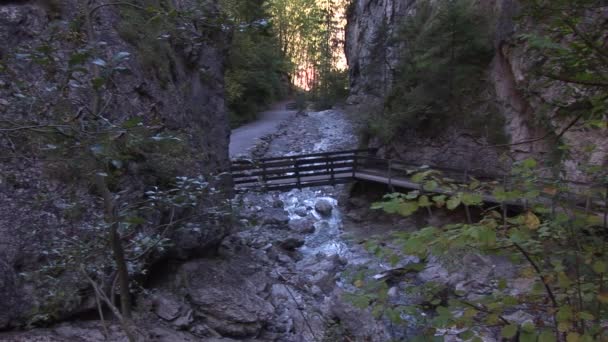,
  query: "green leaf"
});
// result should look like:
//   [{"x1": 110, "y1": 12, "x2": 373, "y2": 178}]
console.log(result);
[
  {"x1": 461, "y1": 193, "x2": 482, "y2": 206},
  {"x1": 412, "y1": 171, "x2": 432, "y2": 183},
  {"x1": 405, "y1": 191, "x2": 420, "y2": 199},
  {"x1": 592, "y1": 260, "x2": 606, "y2": 274},
  {"x1": 538, "y1": 330, "x2": 556, "y2": 342},
  {"x1": 68, "y1": 51, "x2": 89, "y2": 66},
  {"x1": 566, "y1": 332, "x2": 580, "y2": 342},
  {"x1": 370, "y1": 202, "x2": 384, "y2": 210},
  {"x1": 397, "y1": 201, "x2": 419, "y2": 217},
  {"x1": 447, "y1": 196, "x2": 461, "y2": 210},
  {"x1": 92, "y1": 77, "x2": 106, "y2": 90},
  {"x1": 556, "y1": 305, "x2": 573, "y2": 322},
  {"x1": 521, "y1": 322, "x2": 535, "y2": 333},
  {"x1": 578, "y1": 311, "x2": 595, "y2": 321},
  {"x1": 122, "y1": 117, "x2": 142, "y2": 129},
  {"x1": 433, "y1": 195, "x2": 447, "y2": 207},
  {"x1": 501, "y1": 324, "x2": 518, "y2": 339},
  {"x1": 558, "y1": 272, "x2": 572, "y2": 289},
  {"x1": 519, "y1": 331, "x2": 536, "y2": 342},
  {"x1": 423, "y1": 180, "x2": 439, "y2": 191},
  {"x1": 458, "y1": 330, "x2": 474, "y2": 340},
  {"x1": 478, "y1": 228, "x2": 496, "y2": 246},
  {"x1": 418, "y1": 195, "x2": 432, "y2": 207},
  {"x1": 521, "y1": 158, "x2": 537, "y2": 169}
]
